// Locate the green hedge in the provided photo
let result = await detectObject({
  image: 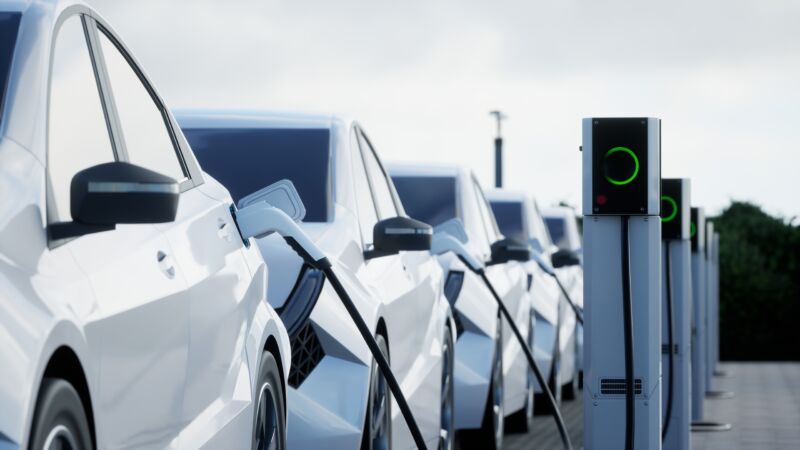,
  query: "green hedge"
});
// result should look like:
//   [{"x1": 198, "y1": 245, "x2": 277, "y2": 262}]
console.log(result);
[{"x1": 711, "y1": 201, "x2": 800, "y2": 360}]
